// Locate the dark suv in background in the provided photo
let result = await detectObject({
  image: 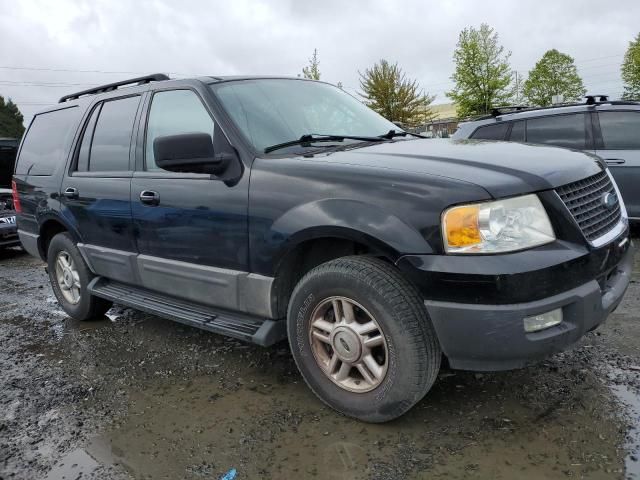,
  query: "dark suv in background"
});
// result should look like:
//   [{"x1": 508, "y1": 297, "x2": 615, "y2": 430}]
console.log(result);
[
  {"x1": 453, "y1": 96, "x2": 640, "y2": 222},
  {"x1": 13, "y1": 75, "x2": 633, "y2": 422},
  {"x1": 1, "y1": 137, "x2": 19, "y2": 249}
]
